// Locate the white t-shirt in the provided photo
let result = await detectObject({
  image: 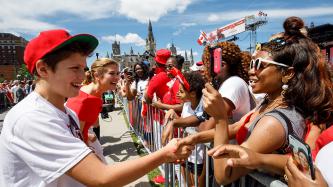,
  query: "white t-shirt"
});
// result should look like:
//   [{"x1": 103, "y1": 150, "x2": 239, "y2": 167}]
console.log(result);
[
  {"x1": 218, "y1": 76, "x2": 252, "y2": 122},
  {"x1": 0, "y1": 92, "x2": 92, "y2": 187},
  {"x1": 130, "y1": 79, "x2": 148, "y2": 97},
  {"x1": 315, "y1": 141, "x2": 333, "y2": 186},
  {"x1": 181, "y1": 102, "x2": 205, "y2": 164}
]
